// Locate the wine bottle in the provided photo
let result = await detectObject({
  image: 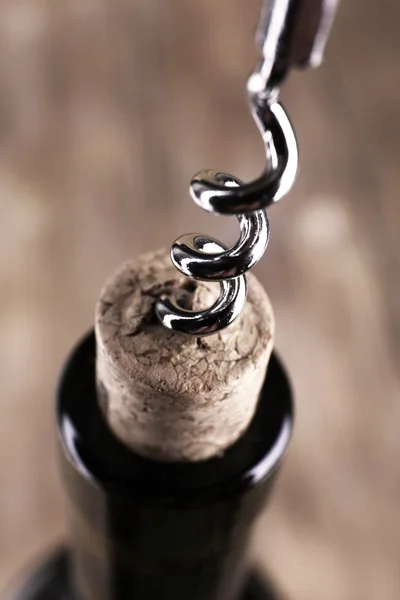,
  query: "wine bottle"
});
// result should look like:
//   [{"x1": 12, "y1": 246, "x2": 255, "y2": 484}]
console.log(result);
[{"x1": 10, "y1": 330, "x2": 292, "y2": 600}]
